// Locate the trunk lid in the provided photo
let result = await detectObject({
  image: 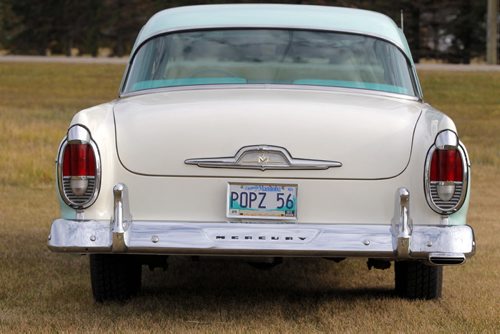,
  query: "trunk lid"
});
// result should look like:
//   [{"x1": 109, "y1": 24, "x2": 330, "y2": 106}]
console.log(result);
[{"x1": 114, "y1": 88, "x2": 421, "y2": 179}]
